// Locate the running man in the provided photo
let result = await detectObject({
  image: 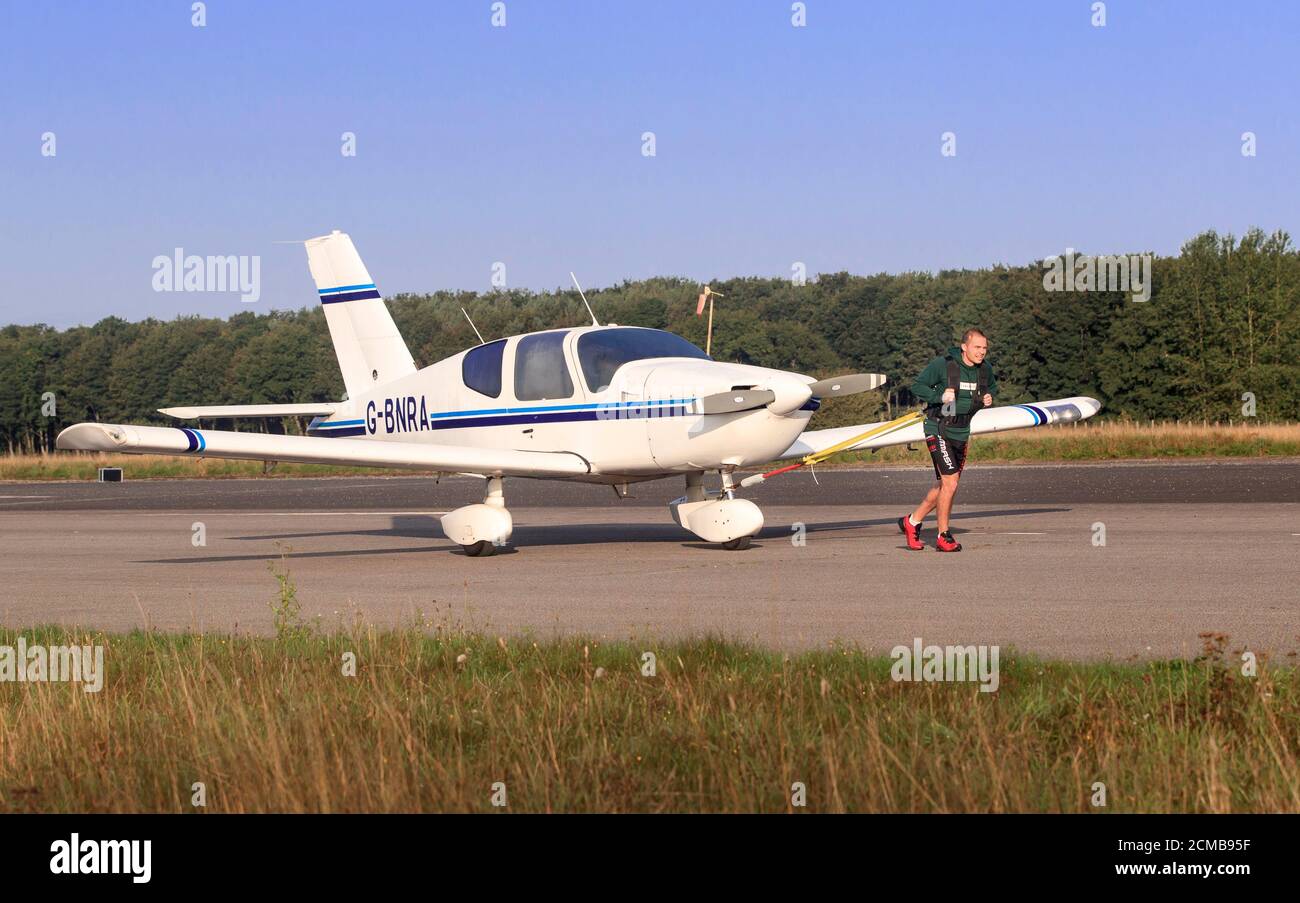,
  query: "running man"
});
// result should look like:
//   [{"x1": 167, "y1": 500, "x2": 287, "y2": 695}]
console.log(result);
[{"x1": 898, "y1": 329, "x2": 997, "y2": 552}]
